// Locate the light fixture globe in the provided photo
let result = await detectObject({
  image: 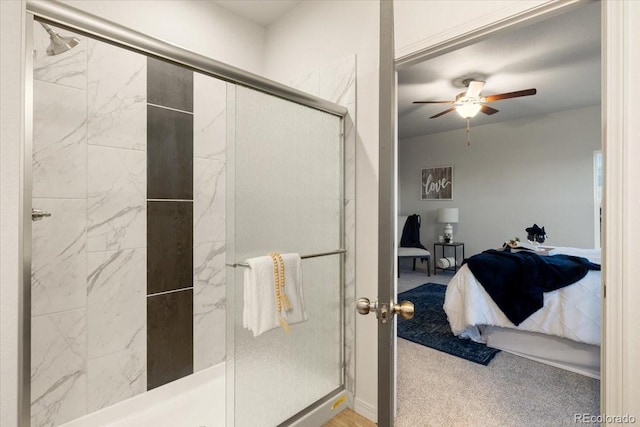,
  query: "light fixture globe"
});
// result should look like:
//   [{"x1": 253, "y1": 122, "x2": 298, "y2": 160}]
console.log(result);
[{"x1": 456, "y1": 102, "x2": 482, "y2": 118}]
